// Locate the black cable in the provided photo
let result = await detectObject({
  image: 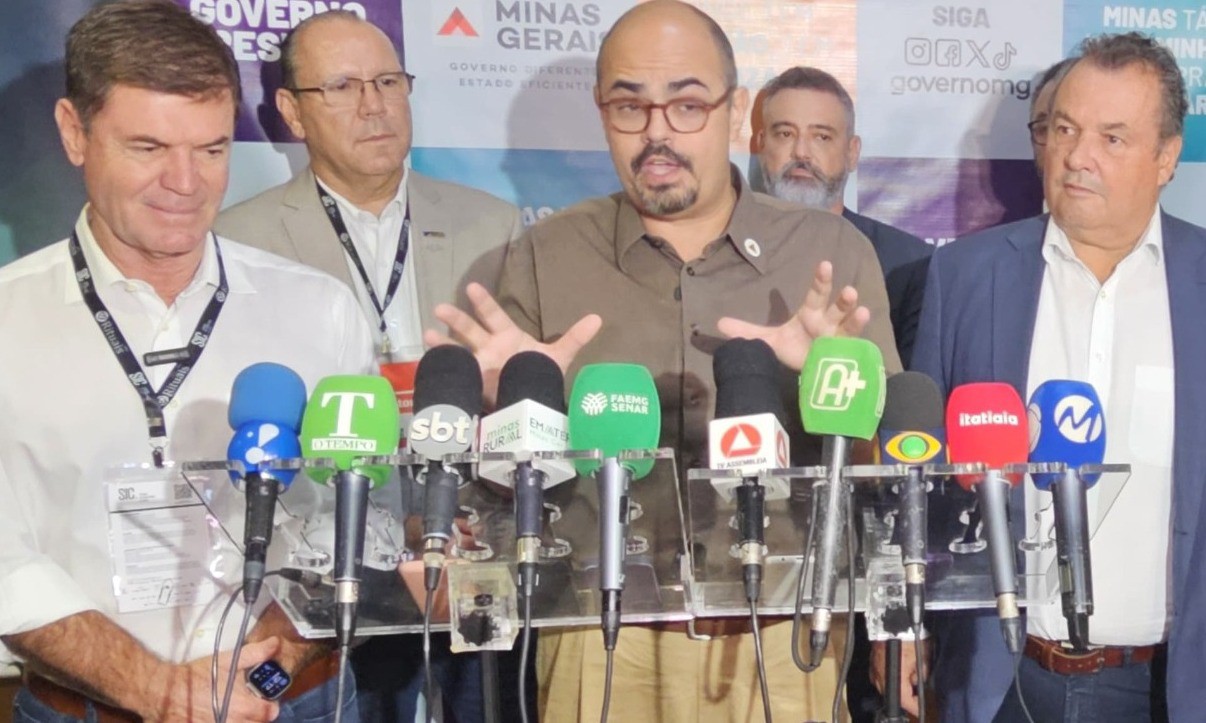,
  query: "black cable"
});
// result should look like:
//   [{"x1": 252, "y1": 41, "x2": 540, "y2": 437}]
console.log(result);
[
  {"x1": 519, "y1": 593, "x2": 534, "y2": 723},
  {"x1": 832, "y1": 490, "x2": 857, "y2": 723},
  {"x1": 913, "y1": 634, "x2": 926, "y2": 723},
  {"x1": 334, "y1": 644, "x2": 350, "y2": 723},
  {"x1": 423, "y1": 592, "x2": 437, "y2": 723},
  {"x1": 210, "y1": 572, "x2": 282, "y2": 723},
  {"x1": 600, "y1": 646, "x2": 615, "y2": 723},
  {"x1": 749, "y1": 600, "x2": 773, "y2": 723},
  {"x1": 210, "y1": 586, "x2": 242, "y2": 721},
  {"x1": 791, "y1": 498, "x2": 821, "y2": 672},
  {"x1": 1013, "y1": 652, "x2": 1037, "y2": 723},
  {"x1": 217, "y1": 604, "x2": 255, "y2": 723}
]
